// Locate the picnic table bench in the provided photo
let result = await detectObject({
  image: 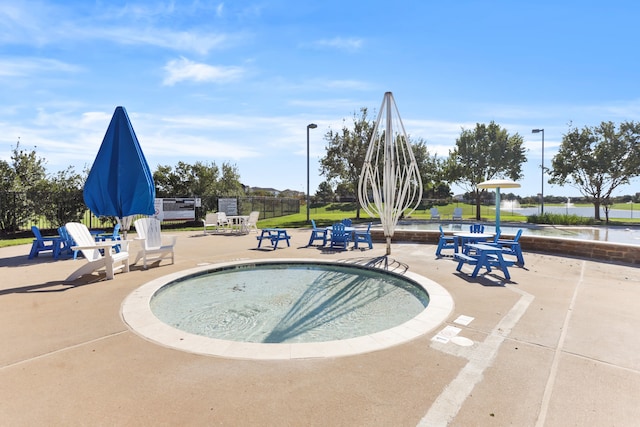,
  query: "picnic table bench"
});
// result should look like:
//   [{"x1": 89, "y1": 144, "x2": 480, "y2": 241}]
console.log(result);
[
  {"x1": 256, "y1": 228, "x2": 290, "y2": 250},
  {"x1": 455, "y1": 243, "x2": 514, "y2": 280}
]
